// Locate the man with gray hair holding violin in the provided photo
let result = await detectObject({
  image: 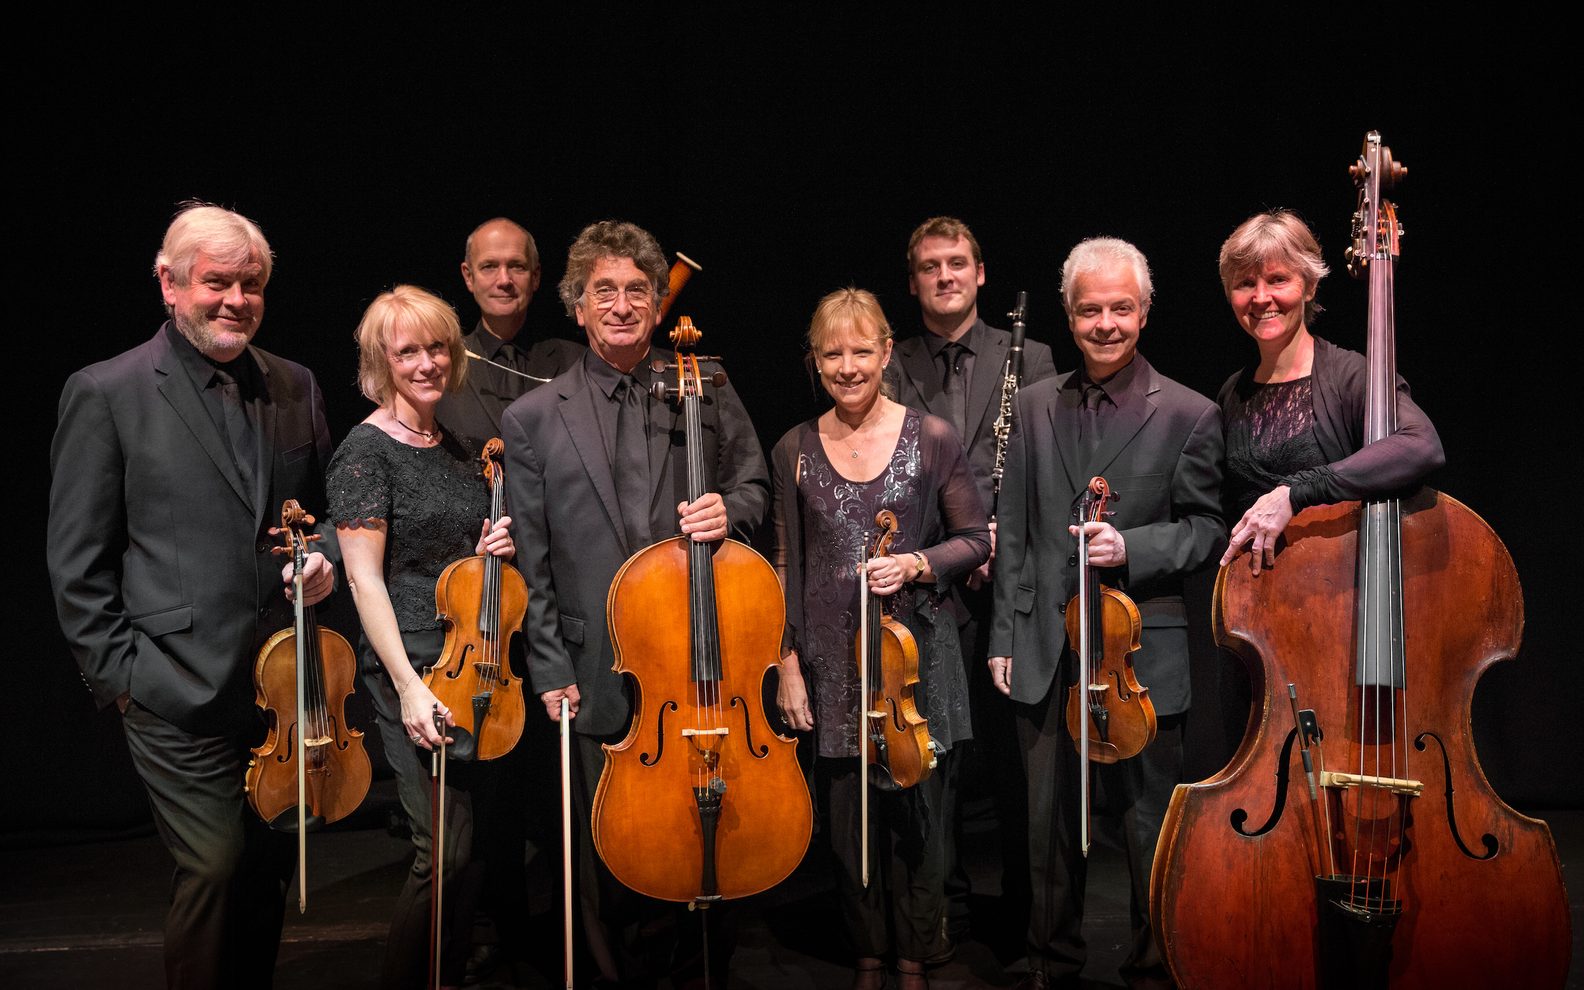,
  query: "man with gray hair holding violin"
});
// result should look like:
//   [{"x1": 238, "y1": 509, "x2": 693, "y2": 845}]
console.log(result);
[
  {"x1": 47, "y1": 202, "x2": 338, "y2": 989},
  {"x1": 989, "y1": 236, "x2": 1223, "y2": 990}
]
